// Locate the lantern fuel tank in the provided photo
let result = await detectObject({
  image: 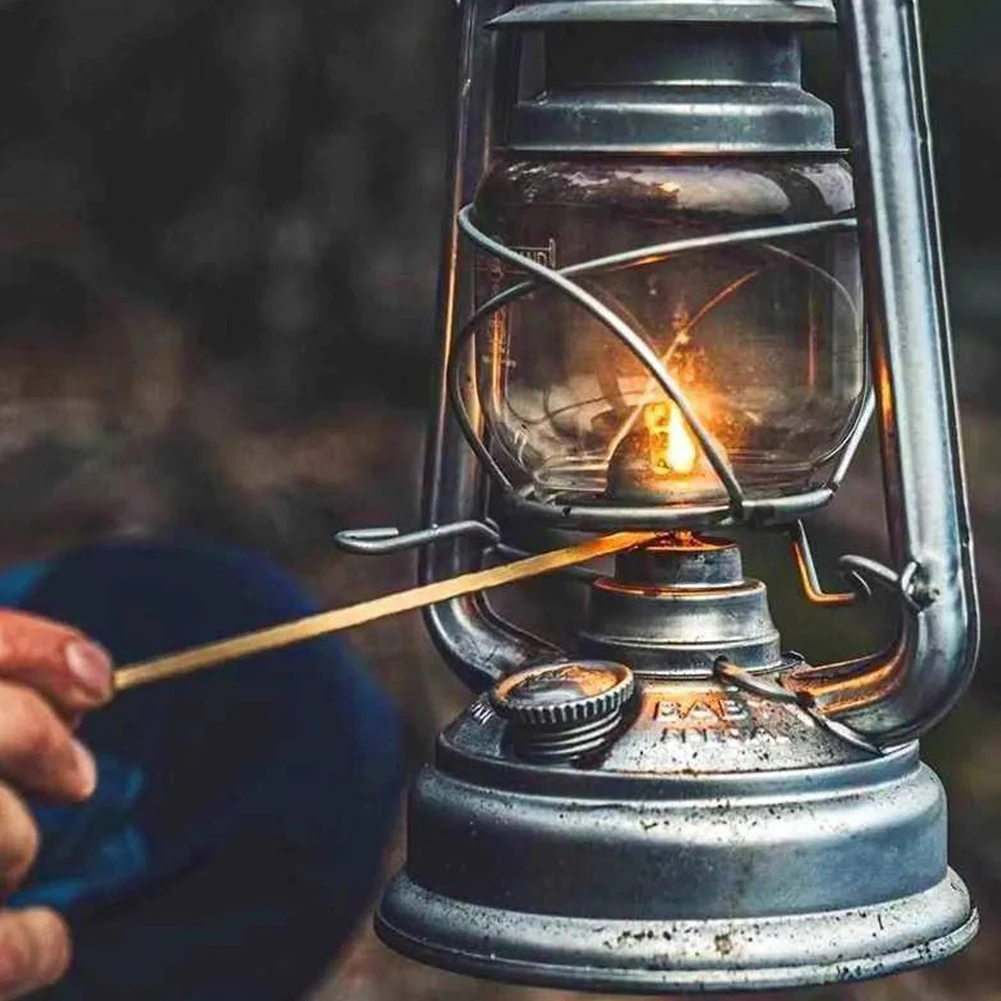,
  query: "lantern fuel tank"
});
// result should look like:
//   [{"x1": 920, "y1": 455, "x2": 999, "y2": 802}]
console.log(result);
[{"x1": 379, "y1": 536, "x2": 975, "y2": 991}]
